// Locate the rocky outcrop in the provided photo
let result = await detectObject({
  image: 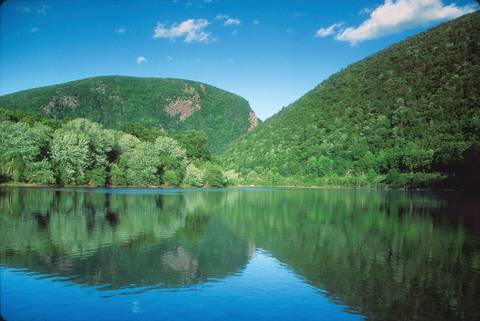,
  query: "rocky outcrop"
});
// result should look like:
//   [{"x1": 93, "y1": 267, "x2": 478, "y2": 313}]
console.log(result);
[
  {"x1": 248, "y1": 111, "x2": 258, "y2": 131},
  {"x1": 43, "y1": 95, "x2": 79, "y2": 116},
  {"x1": 165, "y1": 85, "x2": 201, "y2": 121}
]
